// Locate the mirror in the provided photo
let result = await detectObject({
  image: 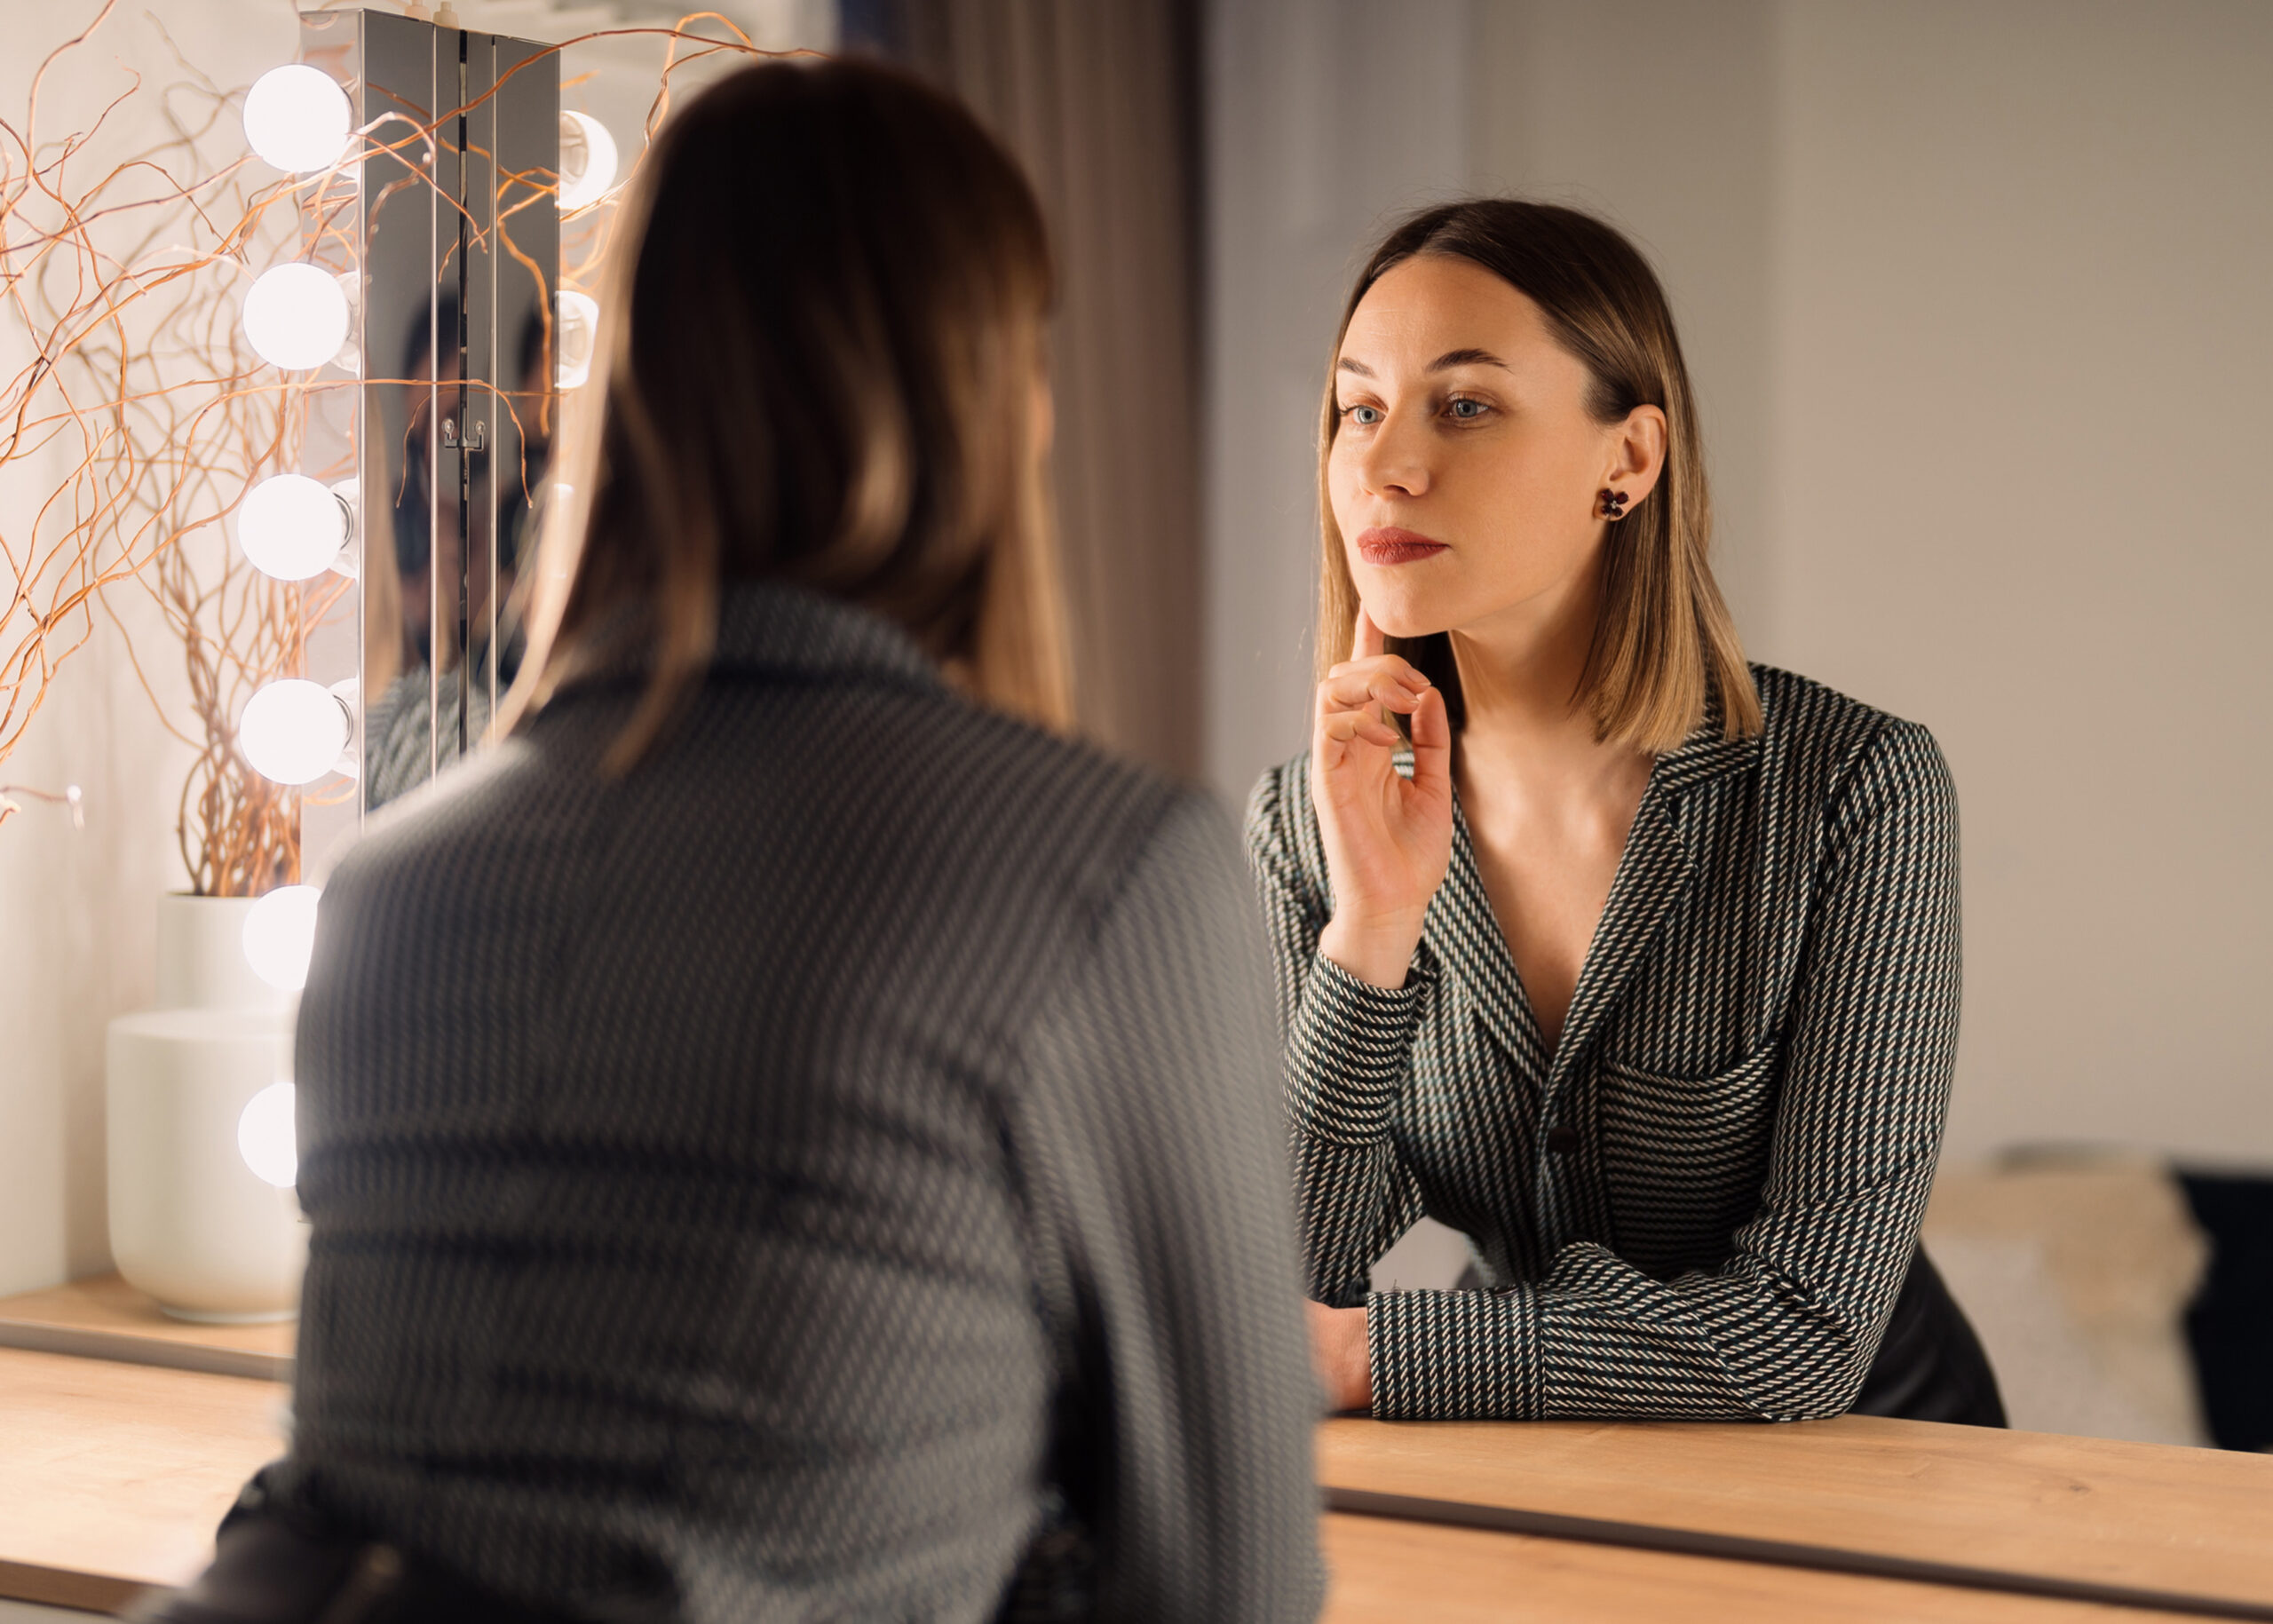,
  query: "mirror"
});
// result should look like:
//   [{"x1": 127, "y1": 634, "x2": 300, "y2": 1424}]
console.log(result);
[{"x1": 323, "y1": 9, "x2": 558, "y2": 812}]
